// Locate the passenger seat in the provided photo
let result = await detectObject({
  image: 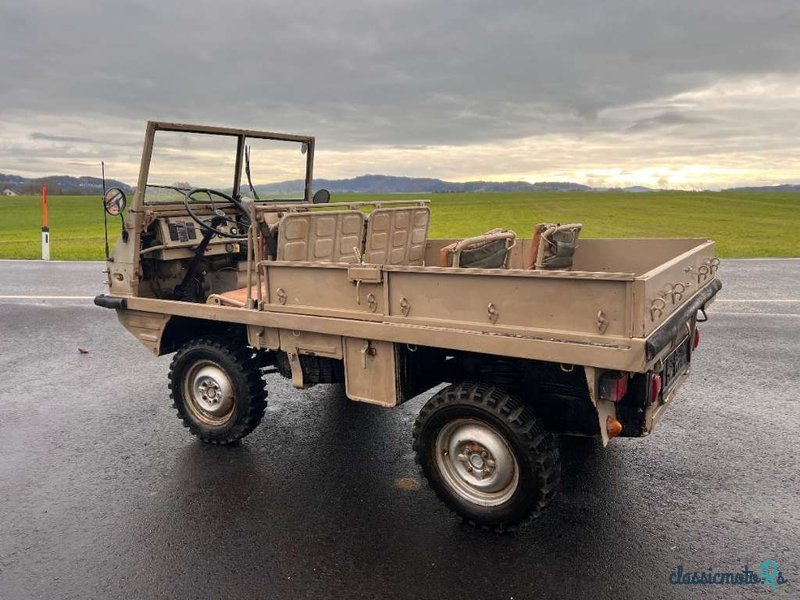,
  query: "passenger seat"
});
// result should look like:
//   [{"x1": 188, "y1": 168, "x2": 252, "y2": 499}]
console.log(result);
[{"x1": 363, "y1": 206, "x2": 431, "y2": 266}]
